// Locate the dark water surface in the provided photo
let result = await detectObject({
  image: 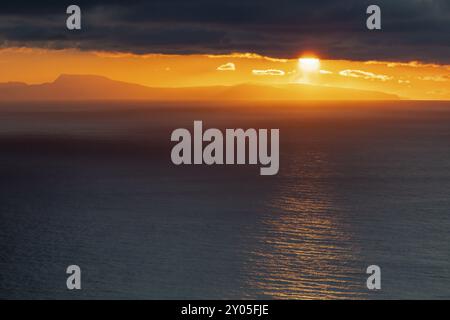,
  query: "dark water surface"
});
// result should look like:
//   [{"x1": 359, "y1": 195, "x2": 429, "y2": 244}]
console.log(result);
[{"x1": 0, "y1": 101, "x2": 449, "y2": 299}]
